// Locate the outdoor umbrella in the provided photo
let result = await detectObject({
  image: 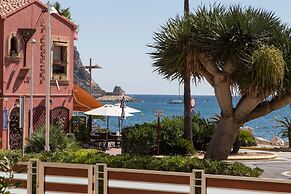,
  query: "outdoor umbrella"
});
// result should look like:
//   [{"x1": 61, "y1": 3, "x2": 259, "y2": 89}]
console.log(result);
[
  {"x1": 116, "y1": 97, "x2": 141, "y2": 131},
  {"x1": 120, "y1": 97, "x2": 126, "y2": 132},
  {"x1": 84, "y1": 104, "x2": 133, "y2": 129},
  {"x1": 114, "y1": 103, "x2": 141, "y2": 113}
]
